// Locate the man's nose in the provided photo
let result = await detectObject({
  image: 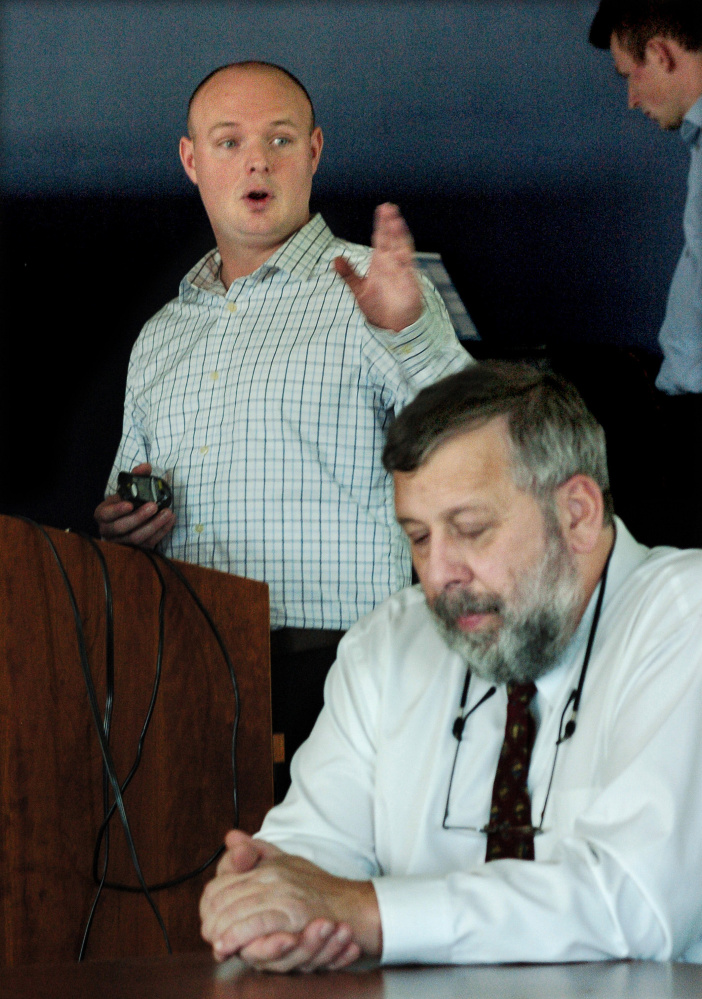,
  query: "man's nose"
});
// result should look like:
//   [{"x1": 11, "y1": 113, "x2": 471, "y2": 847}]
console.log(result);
[
  {"x1": 245, "y1": 142, "x2": 270, "y2": 173},
  {"x1": 422, "y1": 536, "x2": 472, "y2": 594}
]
